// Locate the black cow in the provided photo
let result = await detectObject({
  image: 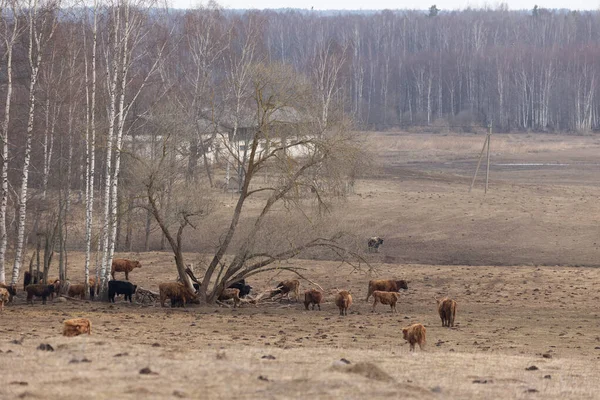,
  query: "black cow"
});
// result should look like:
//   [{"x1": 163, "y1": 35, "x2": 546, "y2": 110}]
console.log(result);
[
  {"x1": 228, "y1": 279, "x2": 252, "y2": 298},
  {"x1": 24, "y1": 270, "x2": 45, "y2": 290},
  {"x1": 108, "y1": 280, "x2": 137, "y2": 303},
  {"x1": 367, "y1": 237, "x2": 384, "y2": 252},
  {"x1": 25, "y1": 284, "x2": 55, "y2": 305}
]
